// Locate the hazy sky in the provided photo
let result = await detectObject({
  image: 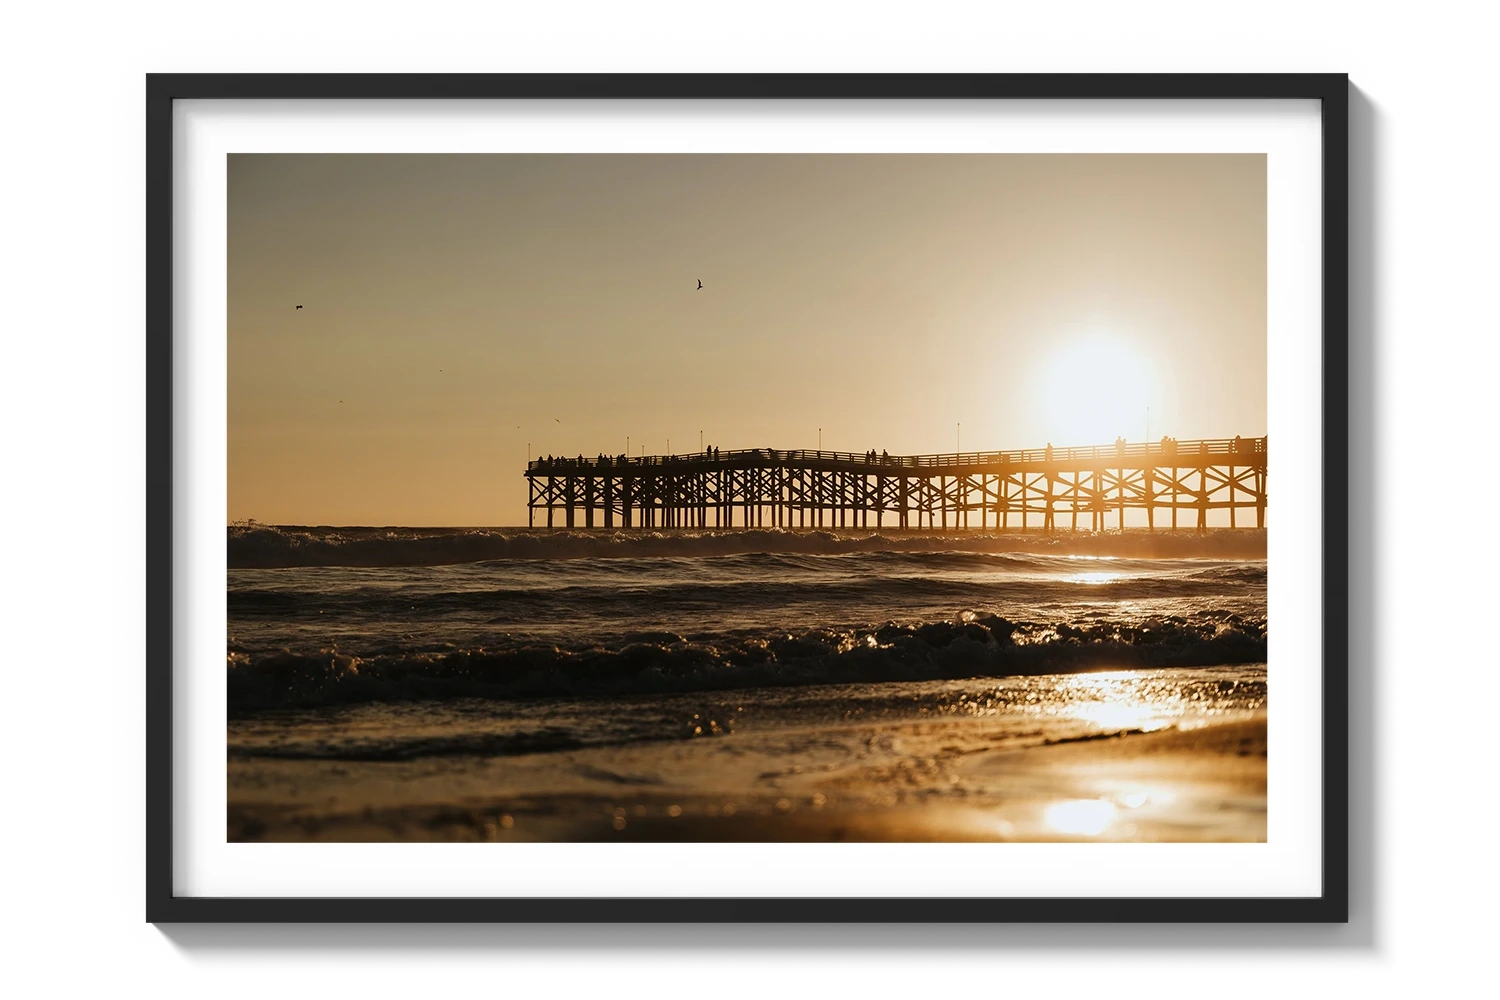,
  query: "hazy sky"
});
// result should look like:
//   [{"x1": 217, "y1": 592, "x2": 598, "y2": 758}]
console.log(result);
[{"x1": 228, "y1": 153, "x2": 1265, "y2": 526}]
